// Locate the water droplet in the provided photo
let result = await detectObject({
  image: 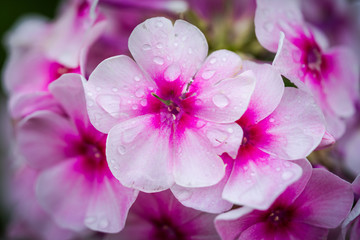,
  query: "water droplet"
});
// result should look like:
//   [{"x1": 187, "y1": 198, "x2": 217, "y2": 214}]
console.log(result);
[
  {"x1": 164, "y1": 64, "x2": 181, "y2": 82},
  {"x1": 210, "y1": 58, "x2": 217, "y2": 64},
  {"x1": 148, "y1": 86, "x2": 154, "y2": 91},
  {"x1": 250, "y1": 171, "x2": 255, "y2": 176},
  {"x1": 85, "y1": 216, "x2": 96, "y2": 224},
  {"x1": 275, "y1": 167, "x2": 281, "y2": 171},
  {"x1": 142, "y1": 44, "x2": 151, "y2": 51},
  {"x1": 269, "y1": 118, "x2": 275, "y2": 123},
  {"x1": 87, "y1": 100, "x2": 94, "y2": 107},
  {"x1": 132, "y1": 105, "x2": 138, "y2": 110},
  {"x1": 174, "y1": 42, "x2": 179, "y2": 47},
  {"x1": 117, "y1": 145, "x2": 126, "y2": 155},
  {"x1": 153, "y1": 57, "x2": 164, "y2": 65},
  {"x1": 99, "y1": 219, "x2": 109, "y2": 229},
  {"x1": 96, "y1": 87, "x2": 101, "y2": 92},
  {"x1": 122, "y1": 127, "x2": 139, "y2": 143},
  {"x1": 188, "y1": 48, "x2": 193, "y2": 54},
  {"x1": 96, "y1": 94, "x2": 121, "y2": 118},
  {"x1": 140, "y1": 99, "x2": 147, "y2": 106},
  {"x1": 227, "y1": 127, "x2": 234, "y2": 133},
  {"x1": 282, "y1": 171, "x2": 293, "y2": 180},
  {"x1": 212, "y1": 94, "x2": 229, "y2": 108},
  {"x1": 156, "y1": 21, "x2": 164, "y2": 27},
  {"x1": 134, "y1": 76, "x2": 141, "y2": 82},
  {"x1": 156, "y1": 43, "x2": 163, "y2": 49},
  {"x1": 181, "y1": 36, "x2": 187, "y2": 41},
  {"x1": 222, "y1": 57, "x2": 227, "y2": 62},
  {"x1": 135, "y1": 88, "x2": 145, "y2": 98},
  {"x1": 202, "y1": 70, "x2": 216, "y2": 80},
  {"x1": 264, "y1": 22, "x2": 274, "y2": 32},
  {"x1": 112, "y1": 87, "x2": 118, "y2": 92}
]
